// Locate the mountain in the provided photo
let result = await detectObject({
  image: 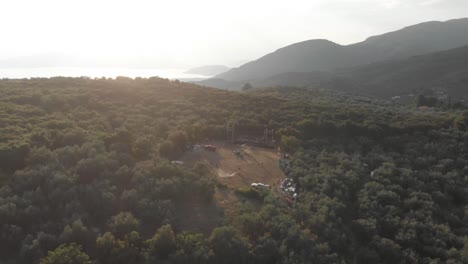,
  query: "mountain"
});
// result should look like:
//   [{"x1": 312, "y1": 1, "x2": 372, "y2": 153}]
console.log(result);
[
  {"x1": 331, "y1": 44, "x2": 468, "y2": 99},
  {"x1": 347, "y1": 18, "x2": 468, "y2": 64},
  {"x1": 184, "y1": 65, "x2": 231, "y2": 76},
  {"x1": 214, "y1": 18, "x2": 468, "y2": 83},
  {"x1": 198, "y1": 43, "x2": 468, "y2": 103},
  {"x1": 254, "y1": 71, "x2": 332, "y2": 88},
  {"x1": 217, "y1": 39, "x2": 345, "y2": 81},
  {"x1": 254, "y1": 44, "x2": 468, "y2": 102}
]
